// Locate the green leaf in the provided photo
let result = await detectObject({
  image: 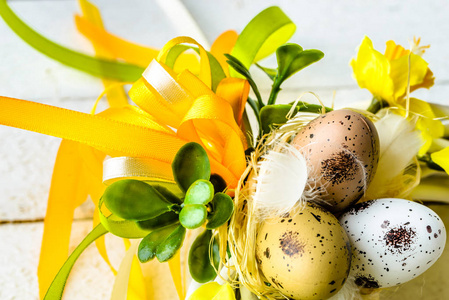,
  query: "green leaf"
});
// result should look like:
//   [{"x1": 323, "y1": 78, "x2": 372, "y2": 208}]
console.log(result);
[
  {"x1": 260, "y1": 104, "x2": 295, "y2": 135},
  {"x1": 138, "y1": 224, "x2": 185, "y2": 263},
  {"x1": 256, "y1": 63, "x2": 277, "y2": 80},
  {"x1": 152, "y1": 185, "x2": 183, "y2": 204},
  {"x1": 138, "y1": 224, "x2": 177, "y2": 263},
  {"x1": 267, "y1": 44, "x2": 324, "y2": 105},
  {"x1": 172, "y1": 142, "x2": 211, "y2": 193},
  {"x1": 179, "y1": 204, "x2": 208, "y2": 229},
  {"x1": 0, "y1": 0, "x2": 143, "y2": 82},
  {"x1": 103, "y1": 179, "x2": 173, "y2": 221},
  {"x1": 185, "y1": 179, "x2": 214, "y2": 205},
  {"x1": 98, "y1": 197, "x2": 152, "y2": 239},
  {"x1": 209, "y1": 174, "x2": 228, "y2": 193},
  {"x1": 136, "y1": 211, "x2": 179, "y2": 231},
  {"x1": 276, "y1": 44, "x2": 324, "y2": 82},
  {"x1": 44, "y1": 224, "x2": 108, "y2": 300},
  {"x1": 188, "y1": 230, "x2": 219, "y2": 283},
  {"x1": 206, "y1": 193, "x2": 234, "y2": 229},
  {"x1": 156, "y1": 225, "x2": 186, "y2": 262}
]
